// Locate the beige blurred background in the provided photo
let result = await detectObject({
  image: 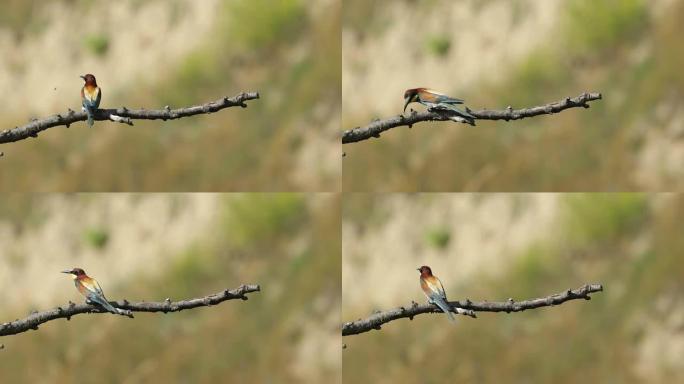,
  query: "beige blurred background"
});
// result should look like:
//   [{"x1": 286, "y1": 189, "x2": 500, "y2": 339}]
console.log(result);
[
  {"x1": 343, "y1": 193, "x2": 684, "y2": 383},
  {"x1": 342, "y1": 0, "x2": 684, "y2": 191},
  {"x1": 0, "y1": 0, "x2": 340, "y2": 191},
  {"x1": 0, "y1": 193, "x2": 340, "y2": 383}
]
